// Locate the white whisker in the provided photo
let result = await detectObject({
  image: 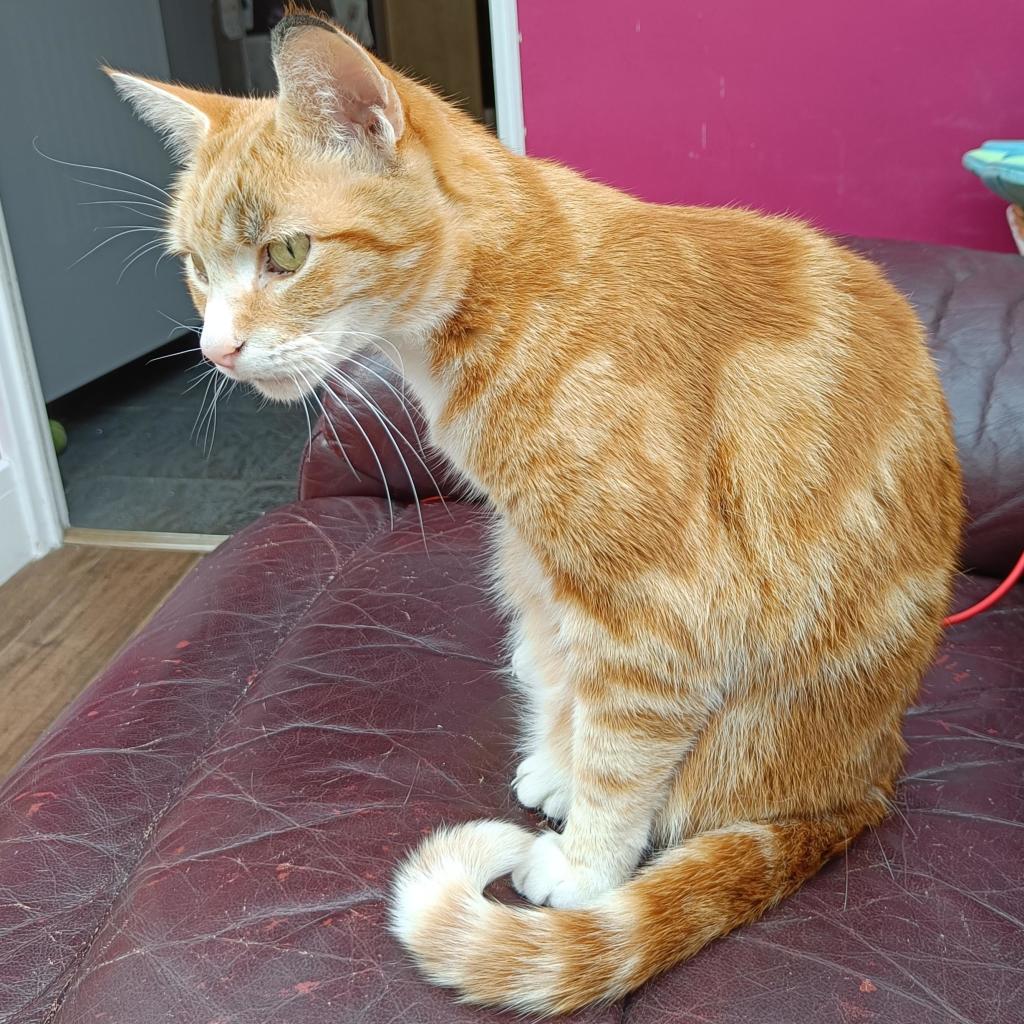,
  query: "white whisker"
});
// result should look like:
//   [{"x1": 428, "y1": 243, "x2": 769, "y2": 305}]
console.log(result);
[
  {"x1": 198, "y1": 374, "x2": 226, "y2": 456},
  {"x1": 293, "y1": 371, "x2": 315, "y2": 456},
  {"x1": 153, "y1": 246, "x2": 176, "y2": 275},
  {"x1": 338, "y1": 330, "x2": 407, "y2": 373},
  {"x1": 304, "y1": 327, "x2": 407, "y2": 375},
  {"x1": 72, "y1": 177, "x2": 170, "y2": 210},
  {"x1": 79, "y1": 199, "x2": 167, "y2": 222},
  {"x1": 118, "y1": 238, "x2": 166, "y2": 282},
  {"x1": 311, "y1": 382, "x2": 395, "y2": 526},
  {"x1": 147, "y1": 345, "x2": 200, "y2": 365},
  {"x1": 34, "y1": 139, "x2": 173, "y2": 200},
  {"x1": 317, "y1": 359, "x2": 448, "y2": 523},
  {"x1": 205, "y1": 376, "x2": 226, "y2": 456},
  {"x1": 195, "y1": 376, "x2": 218, "y2": 442},
  {"x1": 189, "y1": 370, "x2": 217, "y2": 430},
  {"x1": 157, "y1": 310, "x2": 203, "y2": 332},
  {"x1": 96, "y1": 224, "x2": 165, "y2": 232},
  {"x1": 70, "y1": 226, "x2": 164, "y2": 269},
  {"x1": 305, "y1": 377, "x2": 363, "y2": 484},
  {"x1": 183, "y1": 364, "x2": 216, "y2": 392},
  {"x1": 121, "y1": 235, "x2": 165, "y2": 265},
  {"x1": 320, "y1": 373, "x2": 425, "y2": 544},
  {"x1": 344, "y1": 351, "x2": 428, "y2": 455}
]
